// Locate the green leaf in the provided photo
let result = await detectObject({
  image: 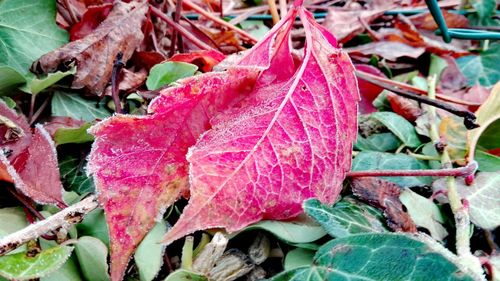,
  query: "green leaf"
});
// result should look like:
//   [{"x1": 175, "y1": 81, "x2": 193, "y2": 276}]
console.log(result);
[
  {"x1": 435, "y1": 172, "x2": 500, "y2": 230},
  {"x1": 52, "y1": 91, "x2": 111, "y2": 121},
  {"x1": 370, "y1": 112, "x2": 421, "y2": 148},
  {"x1": 0, "y1": 207, "x2": 28, "y2": 254},
  {"x1": 164, "y1": 269, "x2": 206, "y2": 281},
  {"x1": 475, "y1": 150, "x2": 500, "y2": 172},
  {"x1": 399, "y1": 190, "x2": 448, "y2": 240},
  {"x1": 429, "y1": 54, "x2": 448, "y2": 82},
  {"x1": 352, "y1": 151, "x2": 432, "y2": 187},
  {"x1": 146, "y1": 62, "x2": 198, "y2": 90},
  {"x1": 244, "y1": 214, "x2": 327, "y2": 244},
  {"x1": 135, "y1": 222, "x2": 168, "y2": 281},
  {"x1": 20, "y1": 68, "x2": 76, "y2": 95},
  {"x1": 468, "y1": 0, "x2": 499, "y2": 26},
  {"x1": 354, "y1": 132, "x2": 401, "y2": 152},
  {"x1": 240, "y1": 20, "x2": 270, "y2": 40},
  {"x1": 0, "y1": 65, "x2": 26, "y2": 95},
  {"x1": 0, "y1": 0, "x2": 68, "y2": 75},
  {"x1": 76, "y1": 208, "x2": 110, "y2": 247},
  {"x1": 54, "y1": 123, "x2": 94, "y2": 145},
  {"x1": 304, "y1": 198, "x2": 388, "y2": 238},
  {"x1": 0, "y1": 246, "x2": 74, "y2": 280},
  {"x1": 457, "y1": 43, "x2": 500, "y2": 87},
  {"x1": 41, "y1": 256, "x2": 83, "y2": 281},
  {"x1": 75, "y1": 236, "x2": 110, "y2": 281},
  {"x1": 284, "y1": 248, "x2": 315, "y2": 271},
  {"x1": 59, "y1": 154, "x2": 95, "y2": 194},
  {"x1": 268, "y1": 233, "x2": 475, "y2": 281}
]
